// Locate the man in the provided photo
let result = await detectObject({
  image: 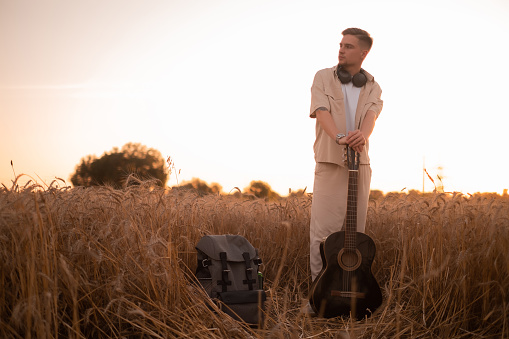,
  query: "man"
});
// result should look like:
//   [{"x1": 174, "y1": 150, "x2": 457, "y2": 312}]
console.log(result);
[{"x1": 309, "y1": 28, "x2": 383, "y2": 281}]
